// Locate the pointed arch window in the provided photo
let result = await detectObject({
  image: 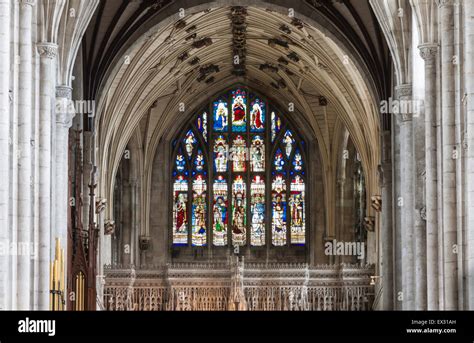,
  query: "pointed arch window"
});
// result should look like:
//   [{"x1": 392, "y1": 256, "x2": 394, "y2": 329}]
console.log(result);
[{"x1": 171, "y1": 87, "x2": 307, "y2": 248}]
